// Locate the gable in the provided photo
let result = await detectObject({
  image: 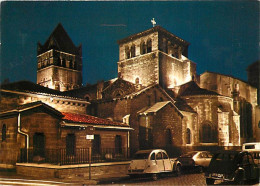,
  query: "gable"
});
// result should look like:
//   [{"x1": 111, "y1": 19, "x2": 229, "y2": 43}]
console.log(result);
[{"x1": 102, "y1": 78, "x2": 136, "y2": 99}]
